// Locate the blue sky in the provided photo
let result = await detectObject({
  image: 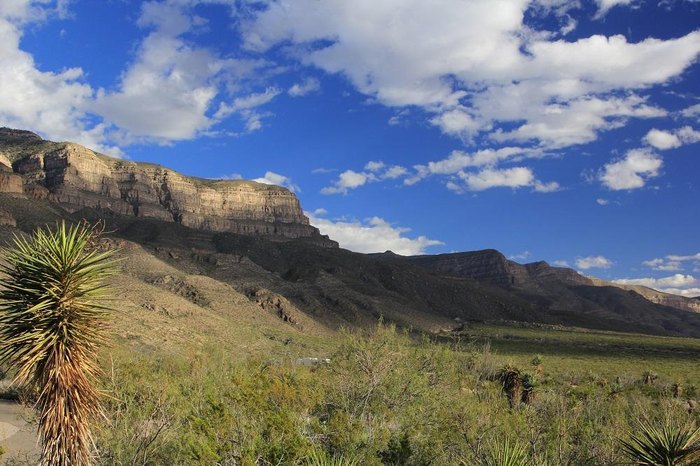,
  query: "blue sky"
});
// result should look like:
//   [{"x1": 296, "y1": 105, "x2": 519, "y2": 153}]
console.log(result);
[{"x1": 1, "y1": 0, "x2": 699, "y2": 296}]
